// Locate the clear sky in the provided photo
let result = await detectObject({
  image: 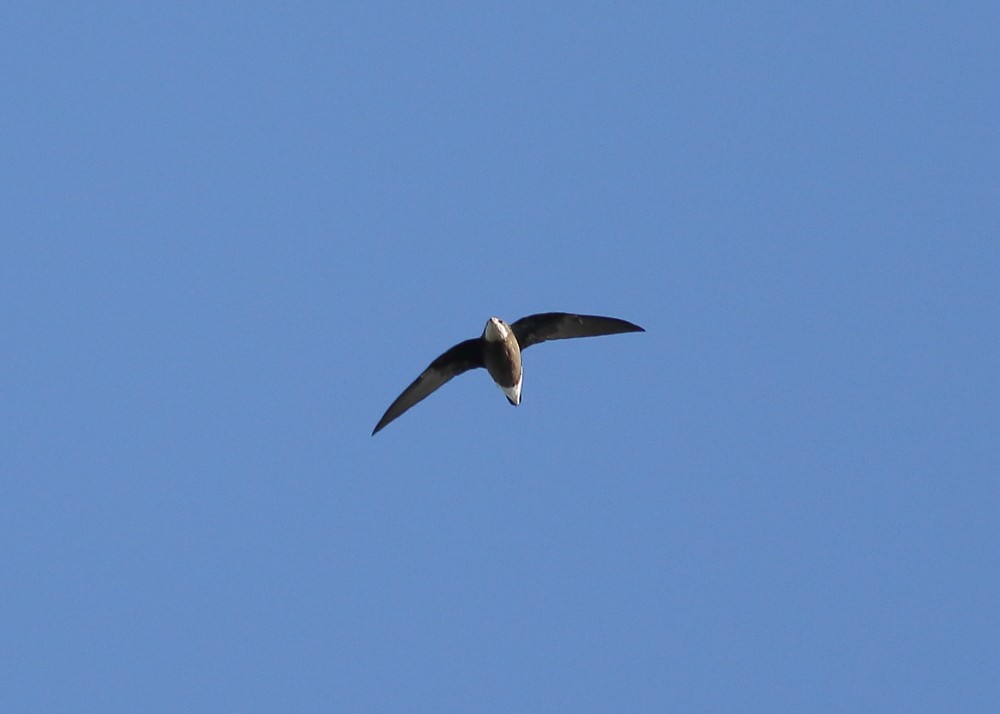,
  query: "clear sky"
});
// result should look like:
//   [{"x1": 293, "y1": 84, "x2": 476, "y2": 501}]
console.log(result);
[{"x1": 2, "y1": 4, "x2": 998, "y2": 712}]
